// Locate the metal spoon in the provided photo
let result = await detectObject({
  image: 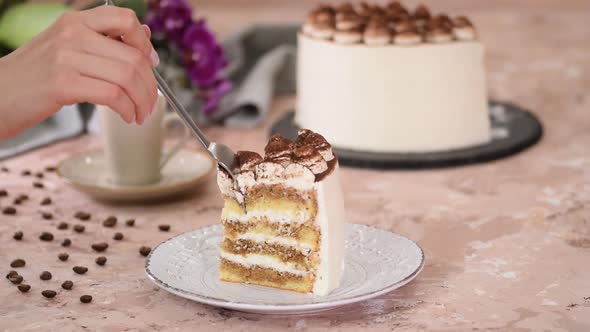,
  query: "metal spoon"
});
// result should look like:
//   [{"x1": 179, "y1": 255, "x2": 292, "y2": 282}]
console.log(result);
[{"x1": 104, "y1": 0, "x2": 240, "y2": 186}]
